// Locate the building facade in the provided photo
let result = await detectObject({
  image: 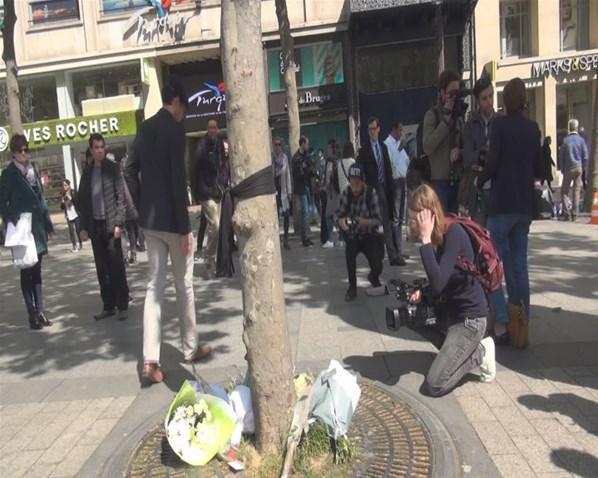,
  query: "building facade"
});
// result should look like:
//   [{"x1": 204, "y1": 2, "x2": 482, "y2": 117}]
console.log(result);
[{"x1": 474, "y1": 0, "x2": 597, "y2": 174}]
